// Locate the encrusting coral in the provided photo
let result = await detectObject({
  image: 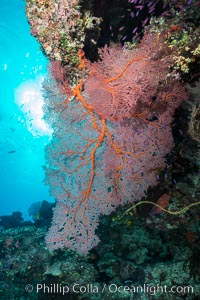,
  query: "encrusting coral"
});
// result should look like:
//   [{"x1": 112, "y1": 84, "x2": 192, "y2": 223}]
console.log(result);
[{"x1": 26, "y1": 0, "x2": 101, "y2": 80}]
